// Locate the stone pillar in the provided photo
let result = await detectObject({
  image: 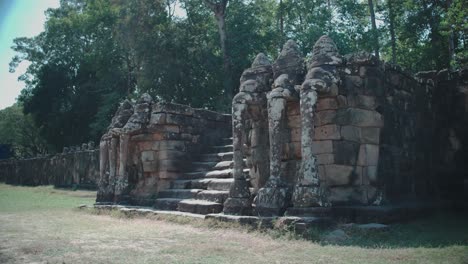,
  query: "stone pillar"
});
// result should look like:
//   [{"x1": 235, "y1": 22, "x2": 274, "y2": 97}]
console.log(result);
[
  {"x1": 224, "y1": 53, "x2": 273, "y2": 215},
  {"x1": 292, "y1": 79, "x2": 324, "y2": 207},
  {"x1": 115, "y1": 133, "x2": 130, "y2": 202},
  {"x1": 97, "y1": 99, "x2": 134, "y2": 203},
  {"x1": 255, "y1": 74, "x2": 299, "y2": 216},
  {"x1": 223, "y1": 99, "x2": 252, "y2": 215},
  {"x1": 108, "y1": 136, "x2": 118, "y2": 199},
  {"x1": 292, "y1": 35, "x2": 342, "y2": 208}
]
